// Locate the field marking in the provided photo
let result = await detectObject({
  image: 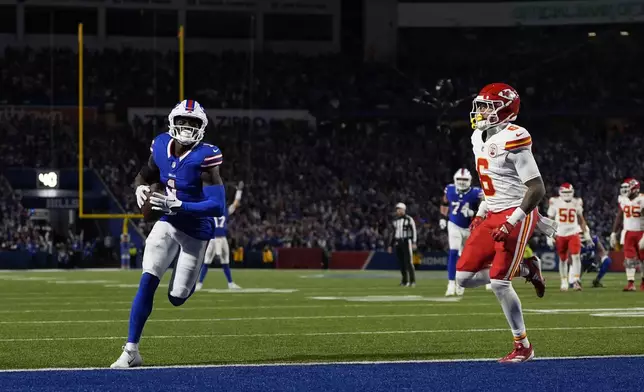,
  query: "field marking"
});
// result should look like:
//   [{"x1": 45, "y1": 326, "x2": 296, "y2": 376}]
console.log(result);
[
  {"x1": 591, "y1": 312, "x2": 644, "y2": 317},
  {"x1": 0, "y1": 325, "x2": 643, "y2": 344},
  {"x1": 2, "y1": 354, "x2": 644, "y2": 373},
  {"x1": 526, "y1": 308, "x2": 644, "y2": 314},
  {"x1": 0, "y1": 312, "x2": 514, "y2": 324},
  {"x1": 0, "y1": 301, "x2": 551, "y2": 313},
  {"x1": 310, "y1": 295, "x2": 462, "y2": 302}
]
